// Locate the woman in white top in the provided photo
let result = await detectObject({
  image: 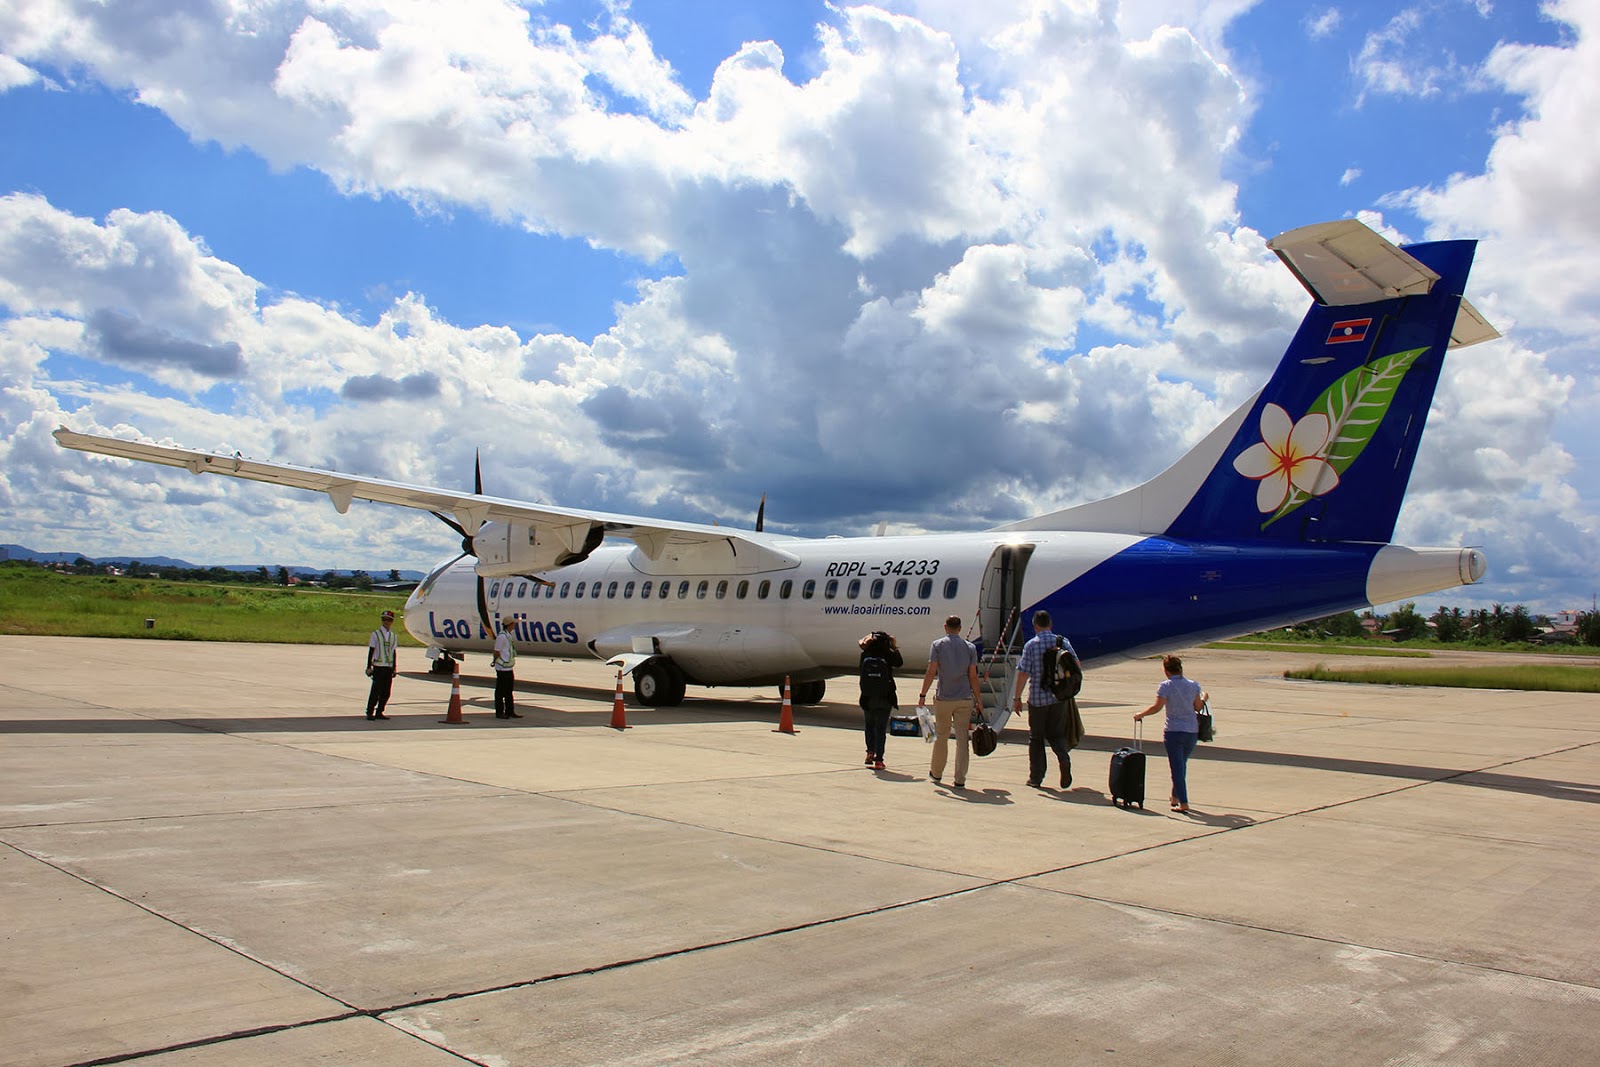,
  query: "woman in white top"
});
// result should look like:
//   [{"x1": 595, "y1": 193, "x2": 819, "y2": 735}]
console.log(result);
[{"x1": 1133, "y1": 654, "x2": 1207, "y2": 813}]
